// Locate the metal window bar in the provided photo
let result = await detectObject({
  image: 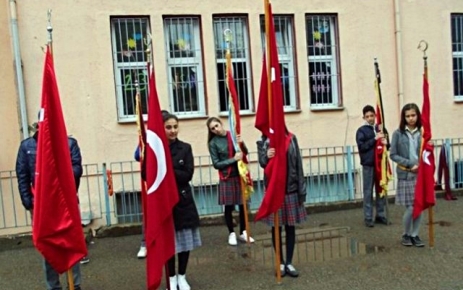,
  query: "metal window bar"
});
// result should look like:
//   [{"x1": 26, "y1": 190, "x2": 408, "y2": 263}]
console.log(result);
[
  {"x1": 213, "y1": 16, "x2": 252, "y2": 112},
  {"x1": 260, "y1": 15, "x2": 297, "y2": 109},
  {"x1": 111, "y1": 18, "x2": 149, "y2": 119},
  {"x1": 451, "y1": 14, "x2": 463, "y2": 99},
  {"x1": 306, "y1": 15, "x2": 340, "y2": 107},
  {"x1": 164, "y1": 17, "x2": 205, "y2": 116}
]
